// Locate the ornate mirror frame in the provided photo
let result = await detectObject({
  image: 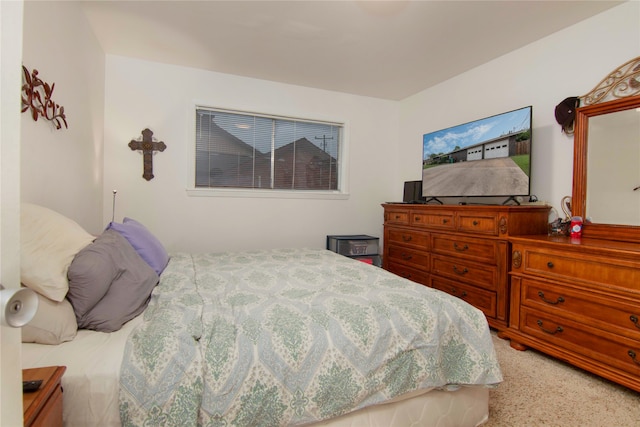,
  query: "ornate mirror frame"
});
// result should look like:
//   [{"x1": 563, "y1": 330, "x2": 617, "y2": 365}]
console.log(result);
[{"x1": 572, "y1": 56, "x2": 640, "y2": 243}]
